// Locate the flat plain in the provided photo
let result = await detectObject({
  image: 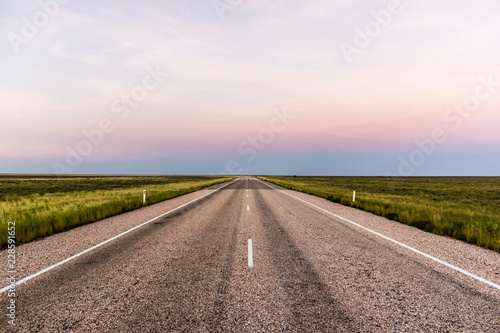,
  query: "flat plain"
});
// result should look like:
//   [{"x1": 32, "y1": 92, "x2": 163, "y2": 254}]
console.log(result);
[
  {"x1": 258, "y1": 176, "x2": 500, "y2": 252},
  {"x1": 0, "y1": 175, "x2": 232, "y2": 248}
]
